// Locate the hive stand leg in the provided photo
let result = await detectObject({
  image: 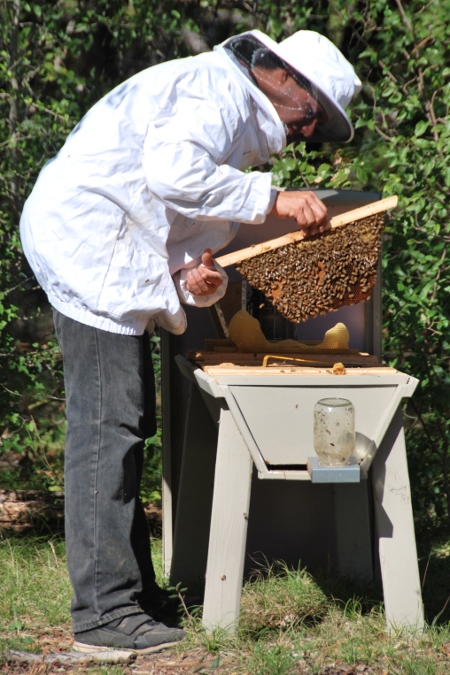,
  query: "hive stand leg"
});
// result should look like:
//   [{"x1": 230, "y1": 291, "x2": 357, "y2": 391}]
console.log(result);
[
  {"x1": 202, "y1": 407, "x2": 253, "y2": 634},
  {"x1": 170, "y1": 382, "x2": 218, "y2": 588},
  {"x1": 333, "y1": 481, "x2": 373, "y2": 581},
  {"x1": 372, "y1": 406, "x2": 424, "y2": 630}
]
